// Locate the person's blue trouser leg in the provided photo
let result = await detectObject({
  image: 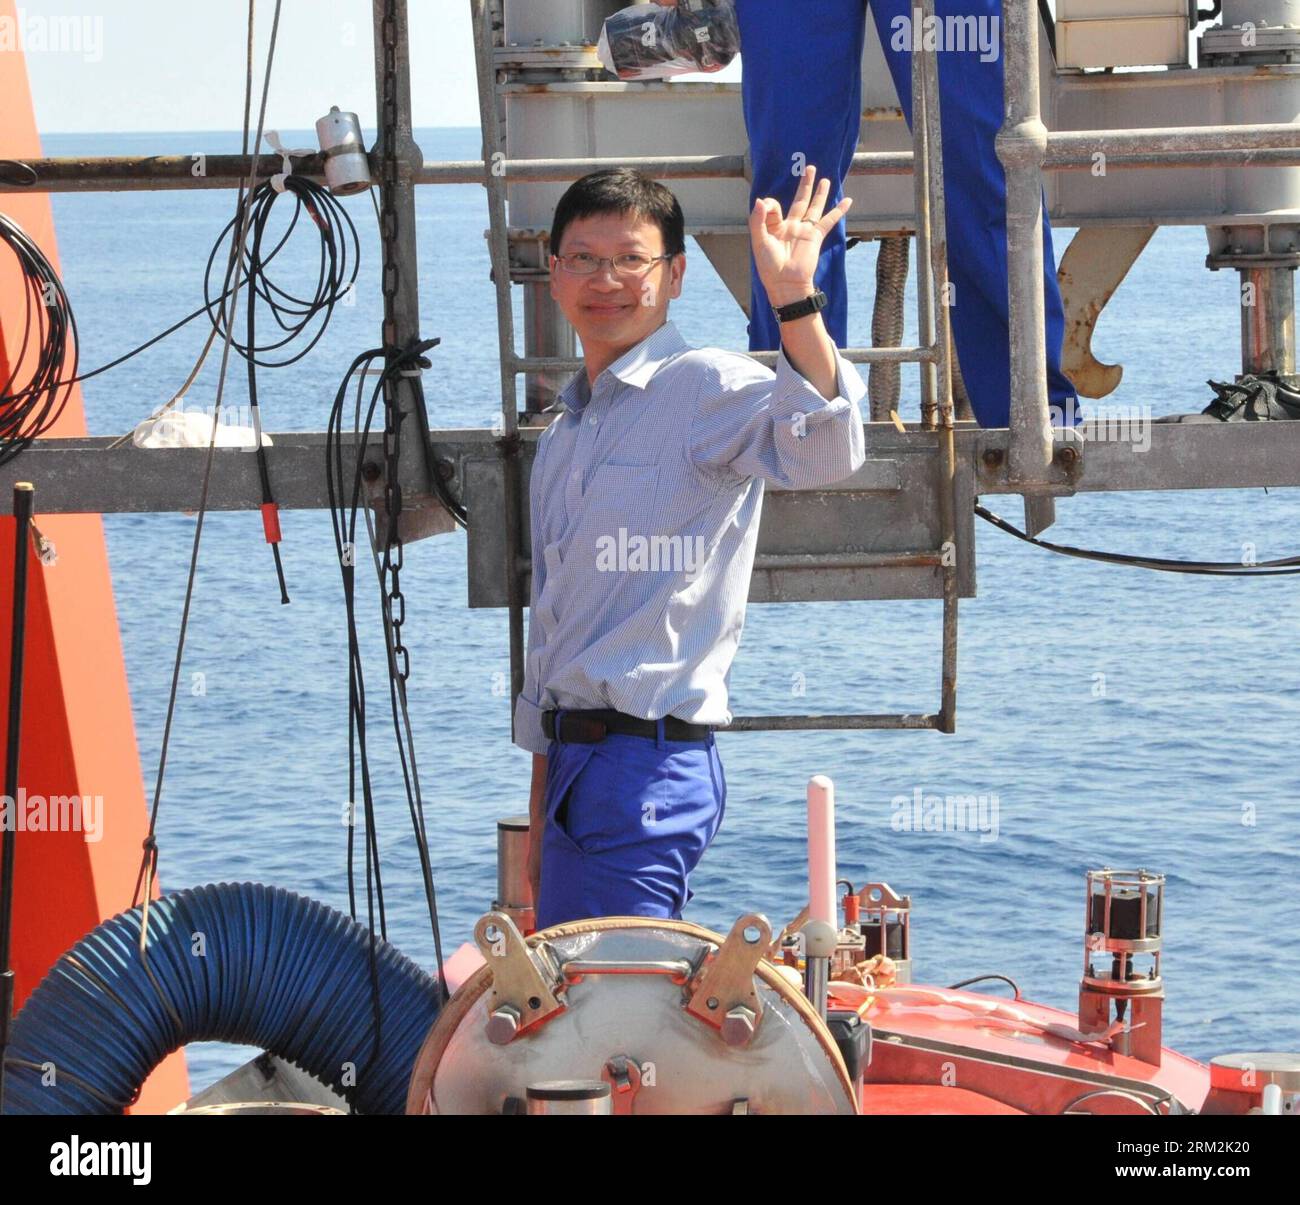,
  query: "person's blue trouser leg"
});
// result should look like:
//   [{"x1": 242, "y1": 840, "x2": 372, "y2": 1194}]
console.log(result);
[
  {"x1": 535, "y1": 722, "x2": 727, "y2": 928},
  {"x1": 737, "y1": 0, "x2": 866, "y2": 355},
  {"x1": 737, "y1": 0, "x2": 1077, "y2": 427}
]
